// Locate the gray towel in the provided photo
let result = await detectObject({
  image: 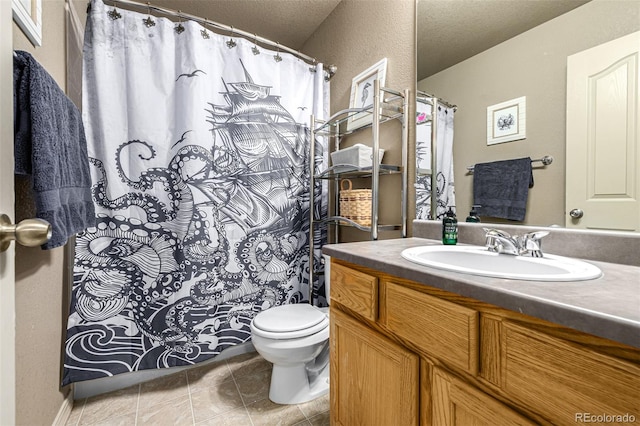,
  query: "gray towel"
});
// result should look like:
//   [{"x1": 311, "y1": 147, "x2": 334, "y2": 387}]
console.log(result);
[
  {"x1": 13, "y1": 50, "x2": 95, "y2": 249},
  {"x1": 473, "y1": 157, "x2": 533, "y2": 221}
]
